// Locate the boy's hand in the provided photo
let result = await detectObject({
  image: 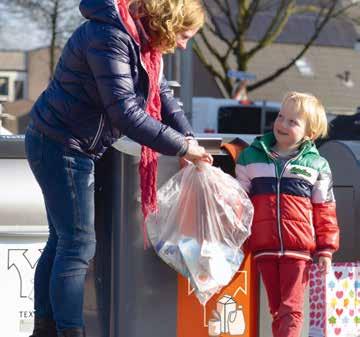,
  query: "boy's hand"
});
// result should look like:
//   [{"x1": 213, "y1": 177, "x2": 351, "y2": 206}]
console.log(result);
[{"x1": 318, "y1": 256, "x2": 332, "y2": 274}]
